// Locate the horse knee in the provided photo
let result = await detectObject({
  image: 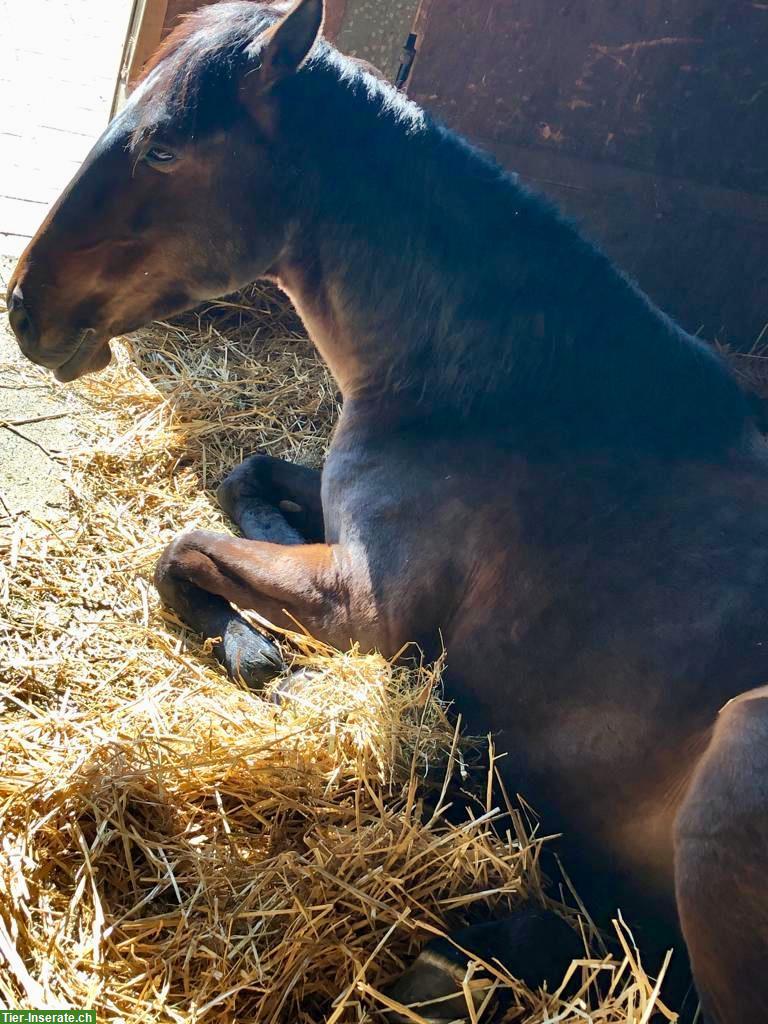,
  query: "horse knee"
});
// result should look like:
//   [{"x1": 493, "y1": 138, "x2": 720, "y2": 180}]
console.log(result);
[
  {"x1": 674, "y1": 691, "x2": 768, "y2": 1023},
  {"x1": 216, "y1": 455, "x2": 274, "y2": 517},
  {"x1": 154, "y1": 529, "x2": 248, "y2": 624},
  {"x1": 154, "y1": 531, "x2": 284, "y2": 687},
  {"x1": 154, "y1": 530, "x2": 219, "y2": 605}
]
